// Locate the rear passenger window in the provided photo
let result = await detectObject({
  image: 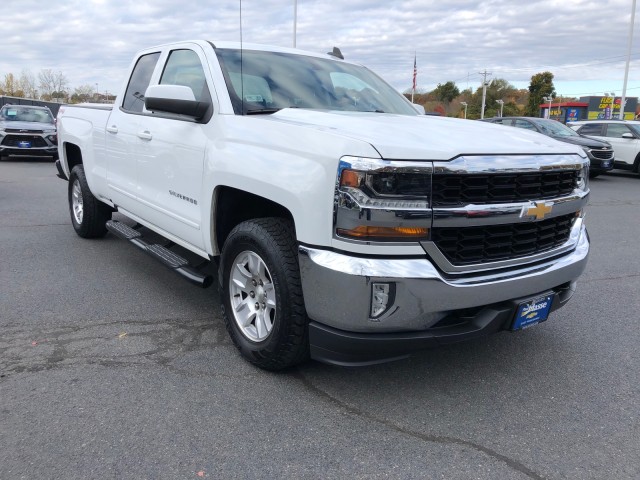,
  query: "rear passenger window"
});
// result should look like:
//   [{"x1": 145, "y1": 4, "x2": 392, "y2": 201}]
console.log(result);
[
  {"x1": 160, "y1": 49, "x2": 211, "y2": 103},
  {"x1": 122, "y1": 52, "x2": 161, "y2": 113},
  {"x1": 513, "y1": 119, "x2": 536, "y2": 130},
  {"x1": 577, "y1": 123, "x2": 604, "y2": 136}
]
